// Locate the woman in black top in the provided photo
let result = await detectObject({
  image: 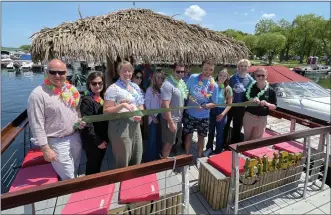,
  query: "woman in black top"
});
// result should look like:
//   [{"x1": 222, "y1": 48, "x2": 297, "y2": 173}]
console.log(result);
[
  {"x1": 80, "y1": 72, "x2": 108, "y2": 175},
  {"x1": 243, "y1": 67, "x2": 277, "y2": 141}
]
